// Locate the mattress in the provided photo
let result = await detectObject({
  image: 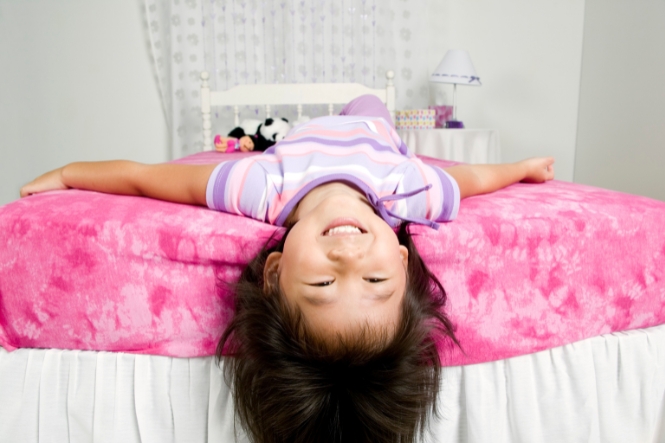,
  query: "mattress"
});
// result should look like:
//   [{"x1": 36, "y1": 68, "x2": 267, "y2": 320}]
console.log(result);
[
  {"x1": 2, "y1": 323, "x2": 664, "y2": 443},
  {"x1": 3, "y1": 152, "x2": 665, "y2": 366}
]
